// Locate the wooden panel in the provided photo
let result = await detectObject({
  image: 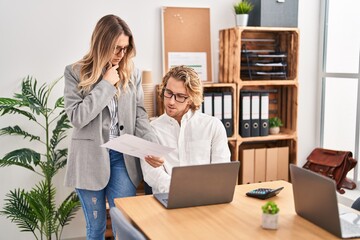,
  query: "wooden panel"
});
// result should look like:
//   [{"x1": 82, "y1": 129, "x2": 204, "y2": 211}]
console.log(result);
[
  {"x1": 241, "y1": 149, "x2": 255, "y2": 184},
  {"x1": 266, "y1": 147, "x2": 278, "y2": 181},
  {"x1": 254, "y1": 148, "x2": 266, "y2": 182},
  {"x1": 277, "y1": 146, "x2": 289, "y2": 181}
]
